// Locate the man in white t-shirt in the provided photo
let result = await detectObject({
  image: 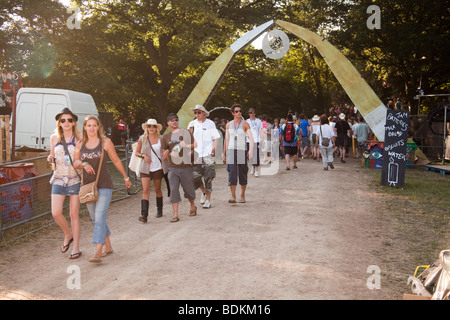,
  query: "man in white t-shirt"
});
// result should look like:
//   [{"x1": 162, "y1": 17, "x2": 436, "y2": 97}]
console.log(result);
[
  {"x1": 246, "y1": 108, "x2": 263, "y2": 177},
  {"x1": 188, "y1": 105, "x2": 221, "y2": 209}
]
